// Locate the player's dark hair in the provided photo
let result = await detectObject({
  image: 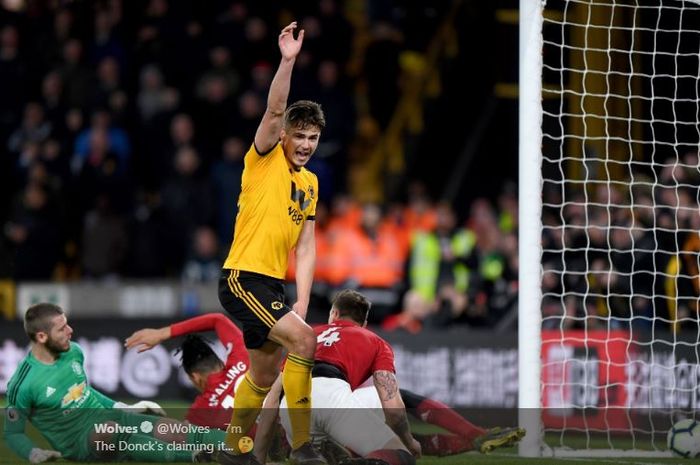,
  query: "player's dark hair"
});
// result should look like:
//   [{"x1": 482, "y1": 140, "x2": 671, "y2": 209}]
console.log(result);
[
  {"x1": 284, "y1": 100, "x2": 325, "y2": 131},
  {"x1": 332, "y1": 289, "x2": 371, "y2": 325},
  {"x1": 24, "y1": 303, "x2": 64, "y2": 341},
  {"x1": 179, "y1": 335, "x2": 224, "y2": 375}
]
